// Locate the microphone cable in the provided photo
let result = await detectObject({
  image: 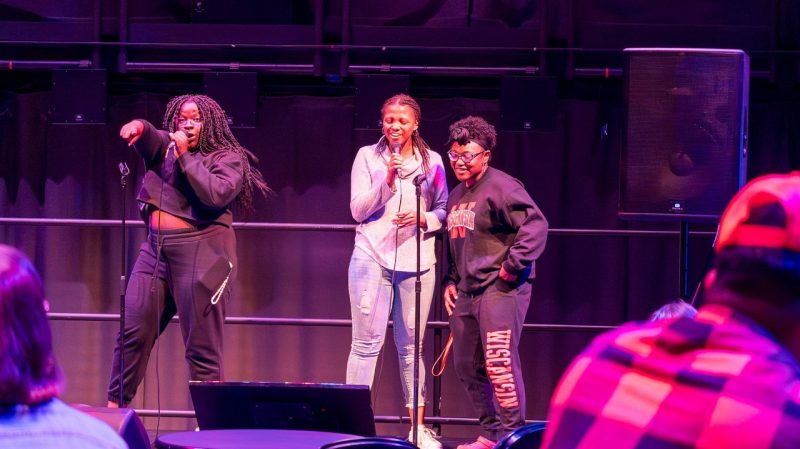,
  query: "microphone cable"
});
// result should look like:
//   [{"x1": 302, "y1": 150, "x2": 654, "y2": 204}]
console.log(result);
[
  {"x1": 150, "y1": 138, "x2": 180, "y2": 438},
  {"x1": 370, "y1": 139, "x2": 400, "y2": 410},
  {"x1": 377, "y1": 142, "x2": 430, "y2": 418},
  {"x1": 137, "y1": 139, "x2": 171, "y2": 439}
]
